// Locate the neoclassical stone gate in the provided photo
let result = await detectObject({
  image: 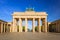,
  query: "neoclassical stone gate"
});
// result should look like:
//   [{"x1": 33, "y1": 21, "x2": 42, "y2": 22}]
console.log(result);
[{"x1": 12, "y1": 8, "x2": 48, "y2": 32}]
